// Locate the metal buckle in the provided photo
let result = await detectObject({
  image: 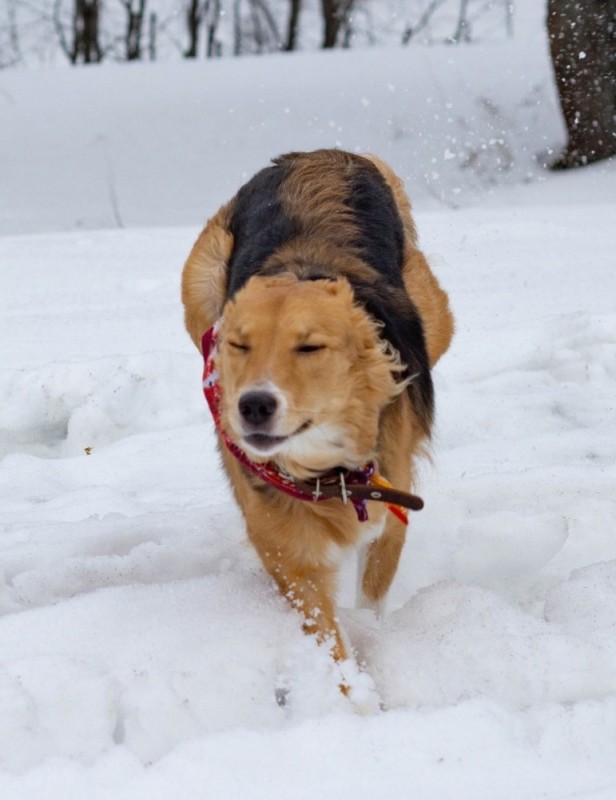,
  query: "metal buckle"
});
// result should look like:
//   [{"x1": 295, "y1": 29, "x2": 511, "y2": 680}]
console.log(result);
[
  {"x1": 312, "y1": 477, "x2": 322, "y2": 501},
  {"x1": 339, "y1": 472, "x2": 348, "y2": 504}
]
